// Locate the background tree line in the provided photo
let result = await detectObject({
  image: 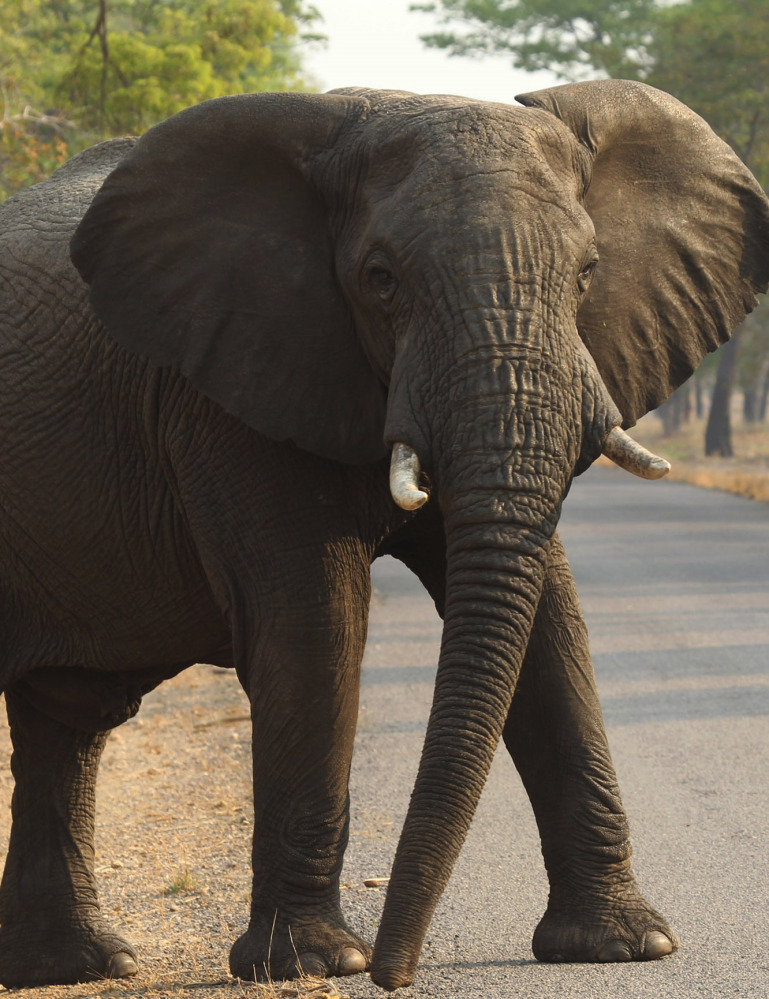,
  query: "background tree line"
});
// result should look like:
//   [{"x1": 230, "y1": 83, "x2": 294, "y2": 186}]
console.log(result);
[
  {"x1": 1, "y1": 0, "x2": 322, "y2": 199},
  {"x1": 415, "y1": 0, "x2": 769, "y2": 457}
]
